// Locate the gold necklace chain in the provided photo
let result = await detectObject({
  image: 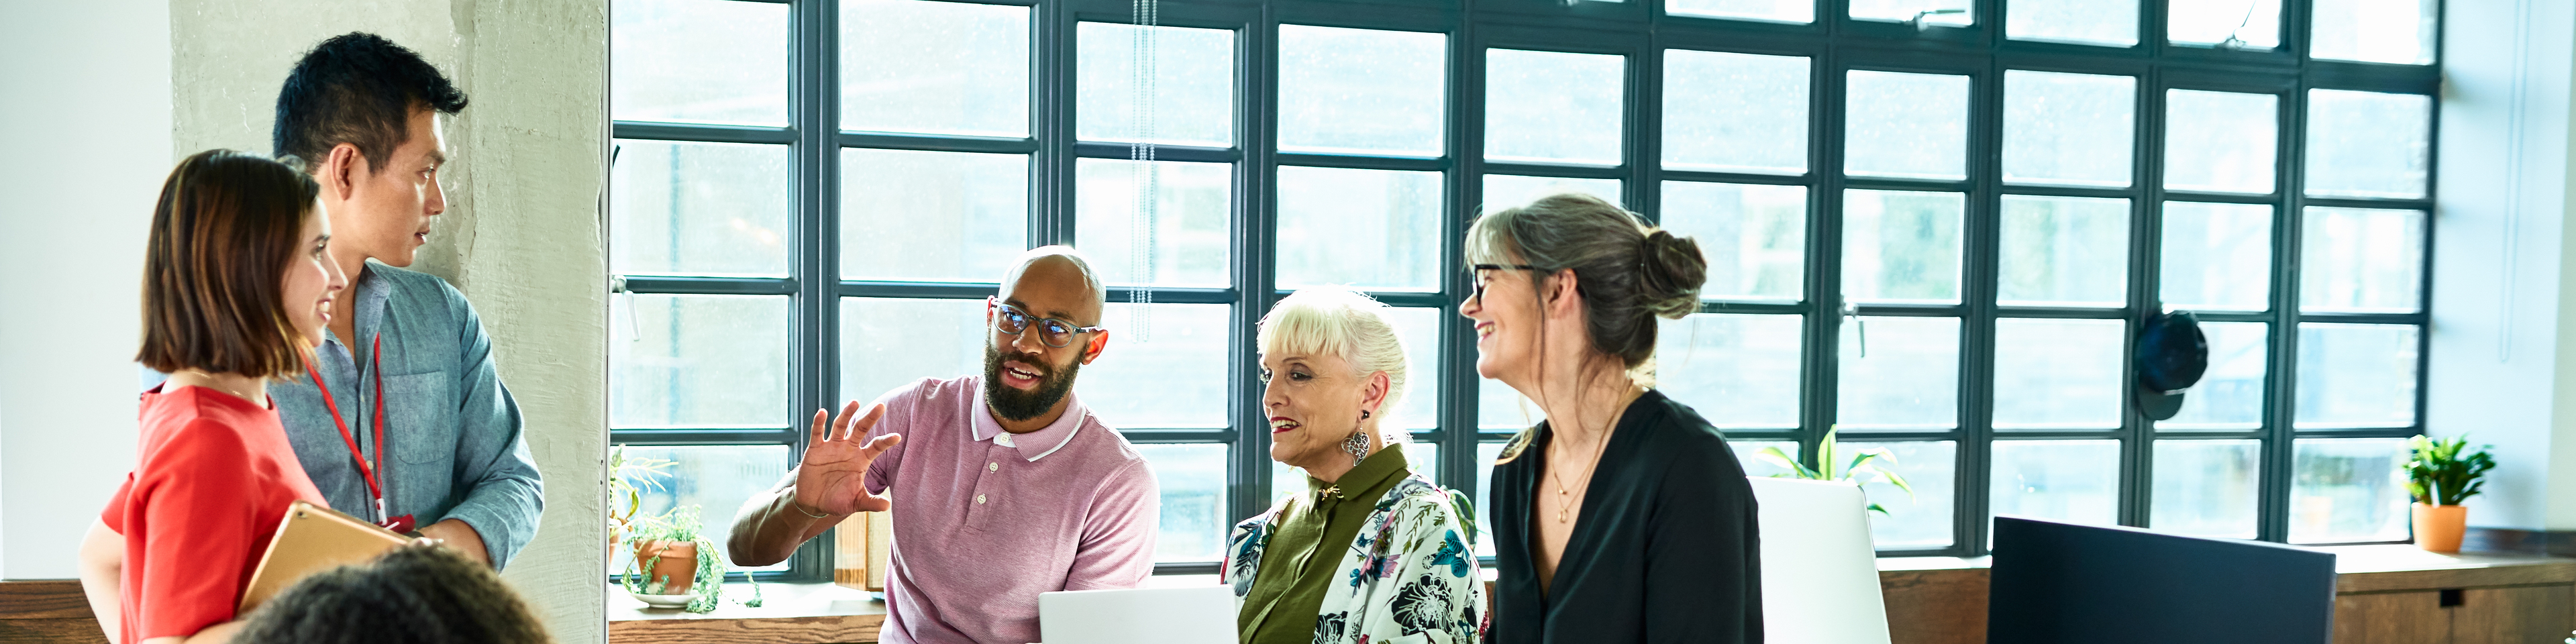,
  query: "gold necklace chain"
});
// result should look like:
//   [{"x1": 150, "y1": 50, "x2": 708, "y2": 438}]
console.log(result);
[{"x1": 1546, "y1": 385, "x2": 1645, "y2": 524}]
